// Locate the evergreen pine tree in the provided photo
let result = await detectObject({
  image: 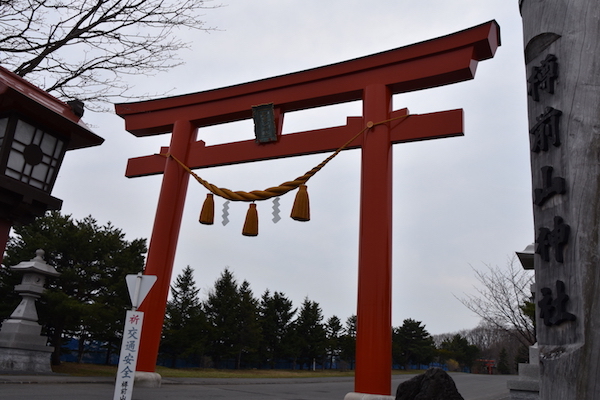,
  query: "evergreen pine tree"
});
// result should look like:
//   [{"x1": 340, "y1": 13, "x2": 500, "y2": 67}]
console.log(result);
[
  {"x1": 293, "y1": 297, "x2": 327, "y2": 369},
  {"x1": 161, "y1": 266, "x2": 207, "y2": 367},
  {"x1": 236, "y1": 280, "x2": 261, "y2": 368},
  {"x1": 204, "y1": 268, "x2": 240, "y2": 368},
  {"x1": 439, "y1": 334, "x2": 480, "y2": 371},
  {"x1": 325, "y1": 315, "x2": 343, "y2": 369},
  {"x1": 392, "y1": 318, "x2": 436, "y2": 369},
  {"x1": 497, "y1": 347, "x2": 510, "y2": 374},
  {"x1": 204, "y1": 268, "x2": 261, "y2": 368},
  {"x1": 1, "y1": 212, "x2": 147, "y2": 365},
  {"x1": 259, "y1": 290, "x2": 296, "y2": 368},
  {"x1": 339, "y1": 315, "x2": 357, "y2": 370}
]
